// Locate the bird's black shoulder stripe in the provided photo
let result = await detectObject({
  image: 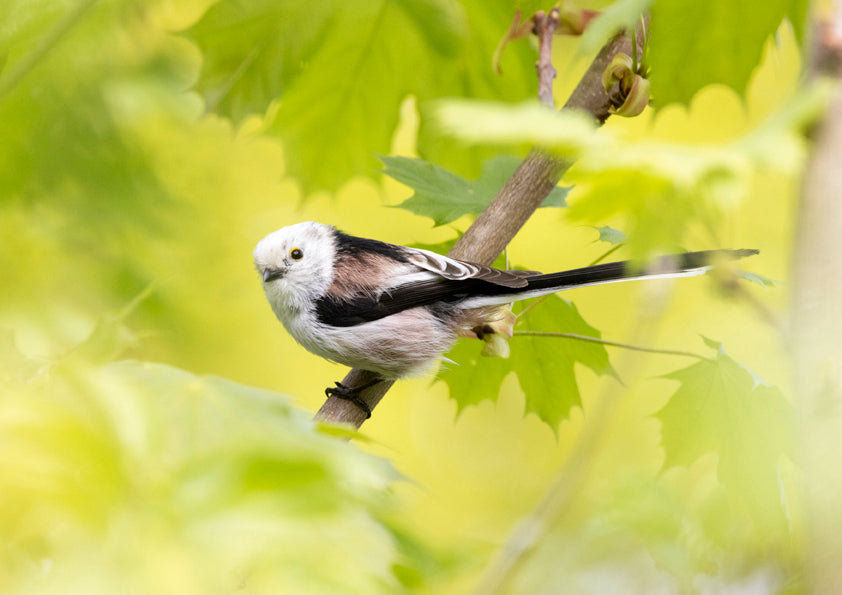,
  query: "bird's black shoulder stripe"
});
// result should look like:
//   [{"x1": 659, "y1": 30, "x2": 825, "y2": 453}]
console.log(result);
[
  {"x1": 315, "y1": 278, "x2": 499, "y2": 327},
  {"x1": 332, "y1": 229, "x2": 409, "y2": 263}
]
